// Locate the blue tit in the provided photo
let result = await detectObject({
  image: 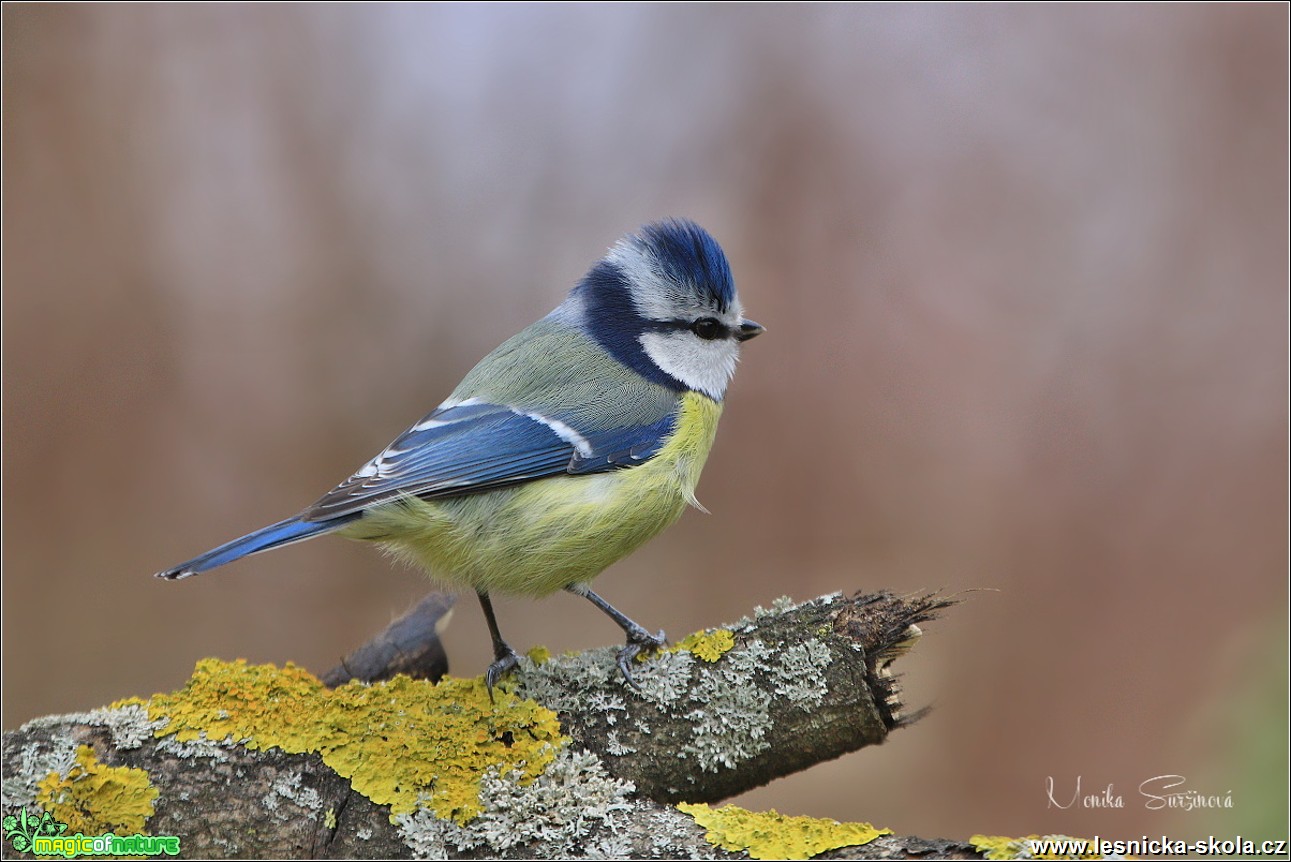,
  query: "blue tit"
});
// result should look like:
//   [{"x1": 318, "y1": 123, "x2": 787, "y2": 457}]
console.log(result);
[{"x1": 157, "y1": 218, "x2": 763, "y2": 693}]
